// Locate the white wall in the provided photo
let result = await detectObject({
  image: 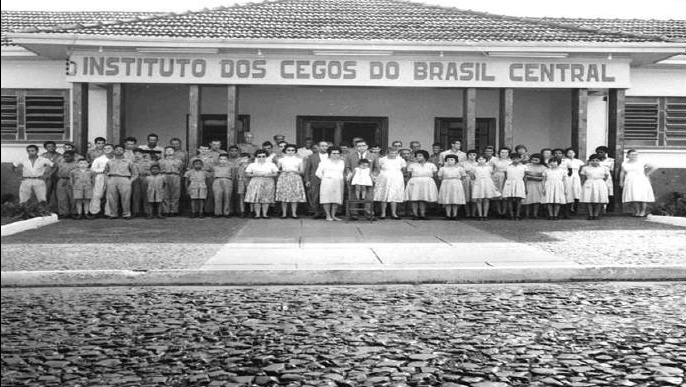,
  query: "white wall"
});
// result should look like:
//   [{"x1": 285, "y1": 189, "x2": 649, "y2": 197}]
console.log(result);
[
  {"x1": 627, "y1": 67, "x2": 686, "y2": 97},
  {"x1": 1, "y1": 58, "x2": 69, "y2": 89},
  {"x1": 587, "y1": 94, "x2": 608, "y2": 157},
  {"x1": 88, "y1": 85, "x2": 108, "y2": 142}
]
